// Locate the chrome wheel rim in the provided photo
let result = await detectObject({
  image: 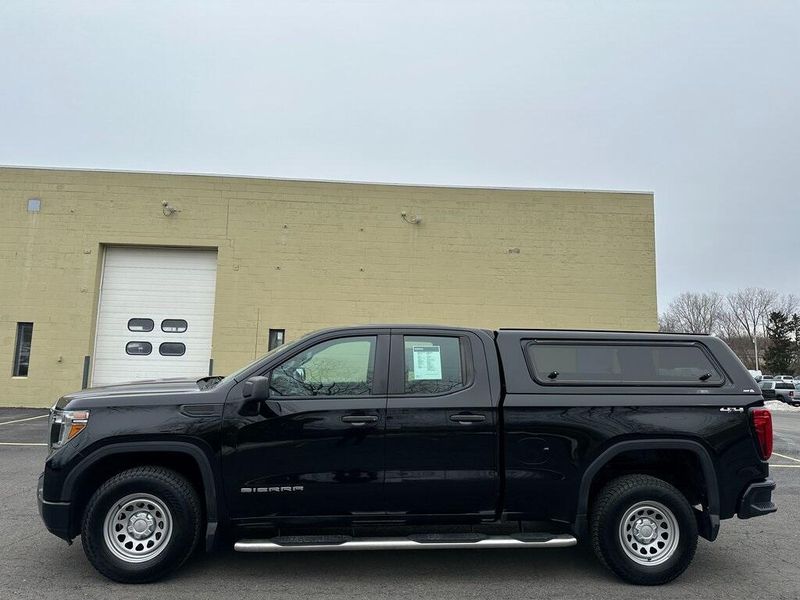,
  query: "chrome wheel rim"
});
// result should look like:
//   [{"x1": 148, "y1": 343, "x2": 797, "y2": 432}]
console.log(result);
[
  {"x1": 618, "y1": 500, "x2": 679, "y2": 566},
  {"x1": 103, "y1": 493, "x2": 173, "y2": 563}
]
